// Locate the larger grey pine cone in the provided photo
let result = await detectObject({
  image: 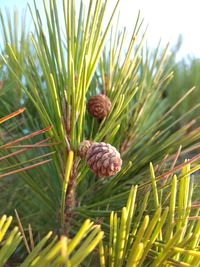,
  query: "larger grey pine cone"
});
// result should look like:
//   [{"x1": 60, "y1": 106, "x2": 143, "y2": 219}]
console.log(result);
[
  {"x1": 86, "y1": 142, "x2": 122, "y2": 177},
  {"x1": 88, "y1": 94, "x2": 111, "y2": 120}
]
